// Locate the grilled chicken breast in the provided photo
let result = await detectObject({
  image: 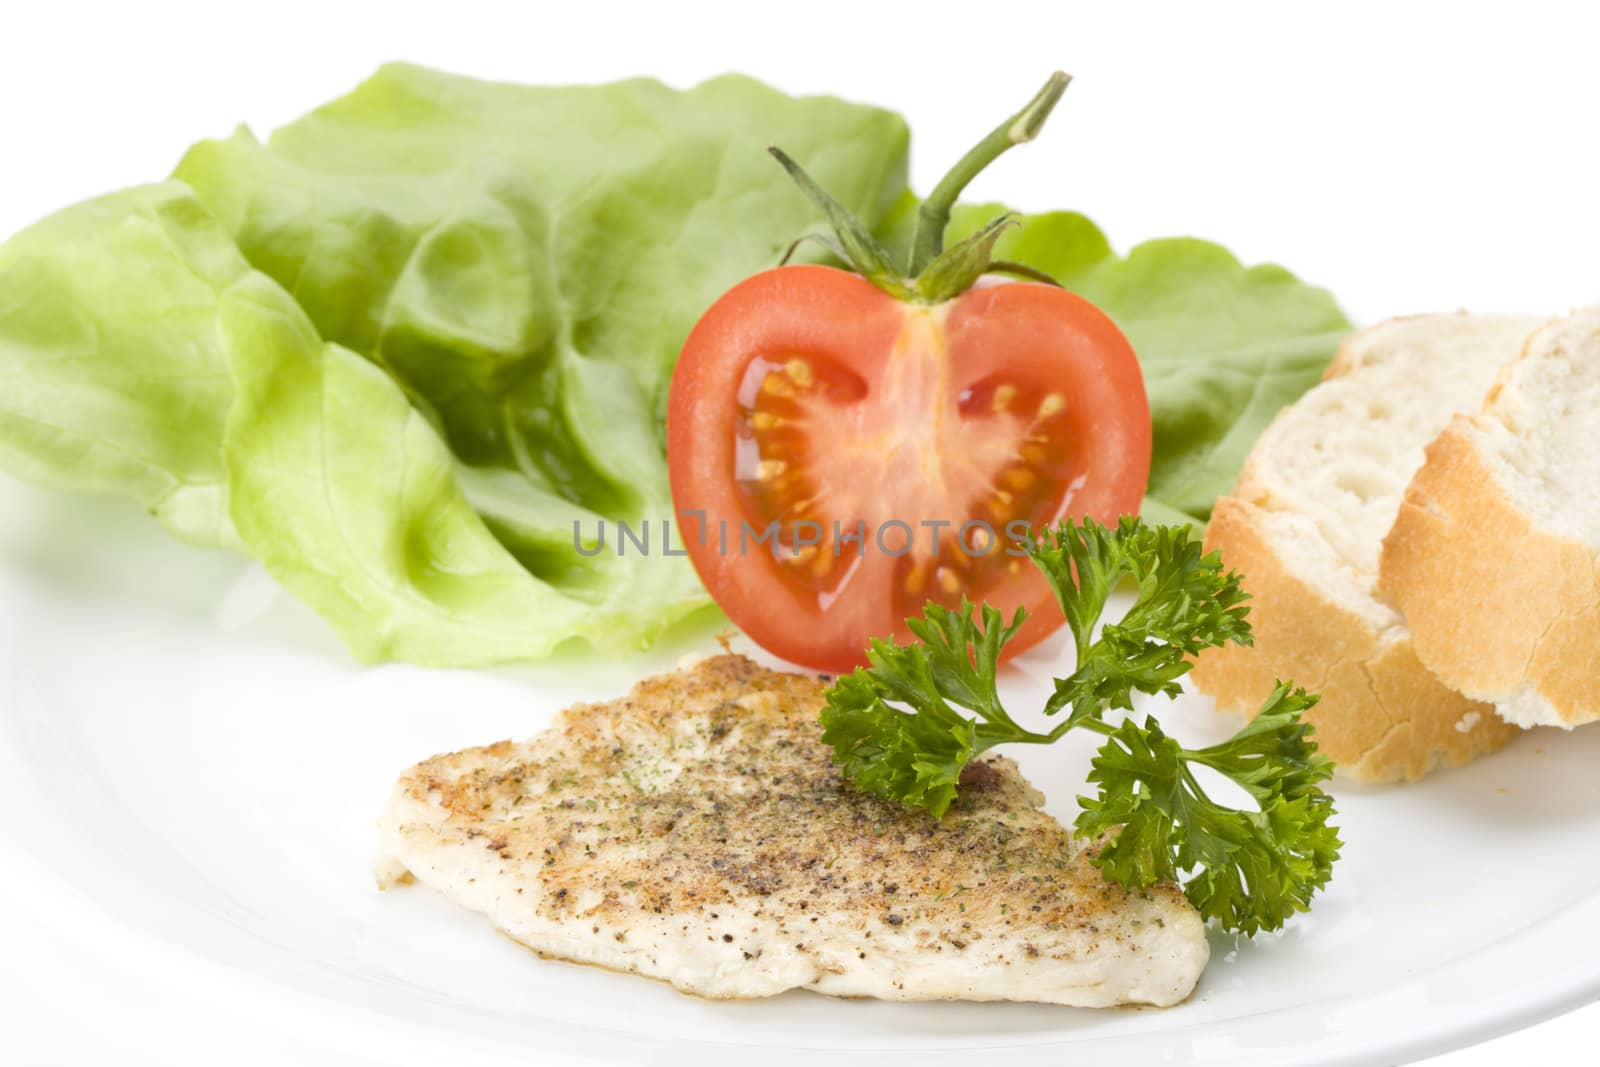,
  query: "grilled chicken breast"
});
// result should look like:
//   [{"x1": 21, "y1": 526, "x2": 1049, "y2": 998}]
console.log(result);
[{"x1": 376, "y1": 655, "x2": 1208, "y2": 1007}]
